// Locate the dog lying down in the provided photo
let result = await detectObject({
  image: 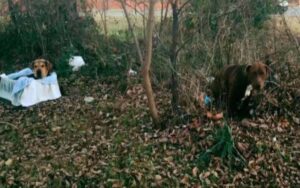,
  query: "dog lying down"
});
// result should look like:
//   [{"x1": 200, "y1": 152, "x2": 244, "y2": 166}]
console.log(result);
[
  {"x1": 211, "y1": 62, "x2": 270, "y2": 116},
  {"x1": 31, "y1": 58, "x2": 53, "y2": 79},
  {"x1": 0, "y1": 58, "x2": 61, "y2": 107}
]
